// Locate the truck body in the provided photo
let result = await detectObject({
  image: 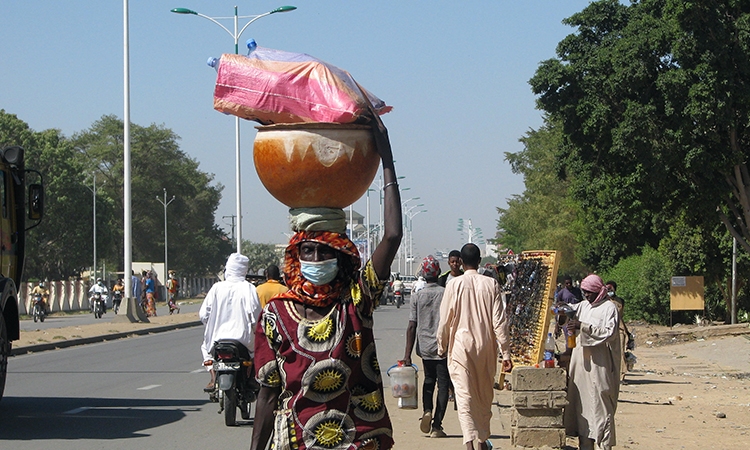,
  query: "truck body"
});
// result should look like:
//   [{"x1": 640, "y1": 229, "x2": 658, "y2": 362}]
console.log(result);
[{"x1": 0, "y1": 145, "x2": 43, "y2": 400}]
